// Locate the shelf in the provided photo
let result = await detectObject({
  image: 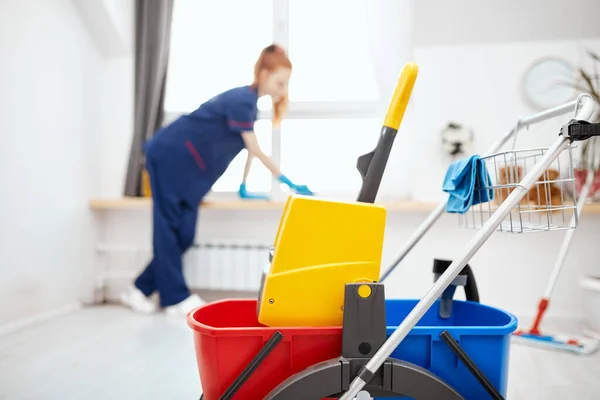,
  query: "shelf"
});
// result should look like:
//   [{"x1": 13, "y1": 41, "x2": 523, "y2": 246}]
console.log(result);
[
  {"x1": 88, "y1": 197, "x2": 439, "y2": 212},
  {"x1": 88, "y1": 197, "x2": 600, "y2": 214},
  {"x1": 89, "y1": 197, "x2": 283, "y2": 210}
]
